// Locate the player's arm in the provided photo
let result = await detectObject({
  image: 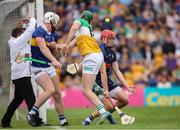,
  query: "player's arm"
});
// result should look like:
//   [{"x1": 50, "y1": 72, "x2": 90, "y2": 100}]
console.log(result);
[
  {"x1": 13, "y1": 17, "x2": 36, "y2": 47},
  {"x1": 36, "y1": 37, "x2": 60, "y2": 69},
  {"x1": 48, "y1": 42, "x2": 57, "y2": 49},
  {"x1": 100, "y1": 62, "x2": 109, "y2": 97},
  {"x1": 112, "y1": 61, "x2": 134, "y2": 93},
  {"x1": 64, "y1": 21, "x2": 81, "y2": 45},
  {"x1": 57, "y1": 38, "x2": 77, "y2": 50},
  {"x1": 69, "y1": 38, "x2": 77, "y2": 48},
  {"x1": 112, "y1": 61, "x2": 128, "y2": 87}
]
